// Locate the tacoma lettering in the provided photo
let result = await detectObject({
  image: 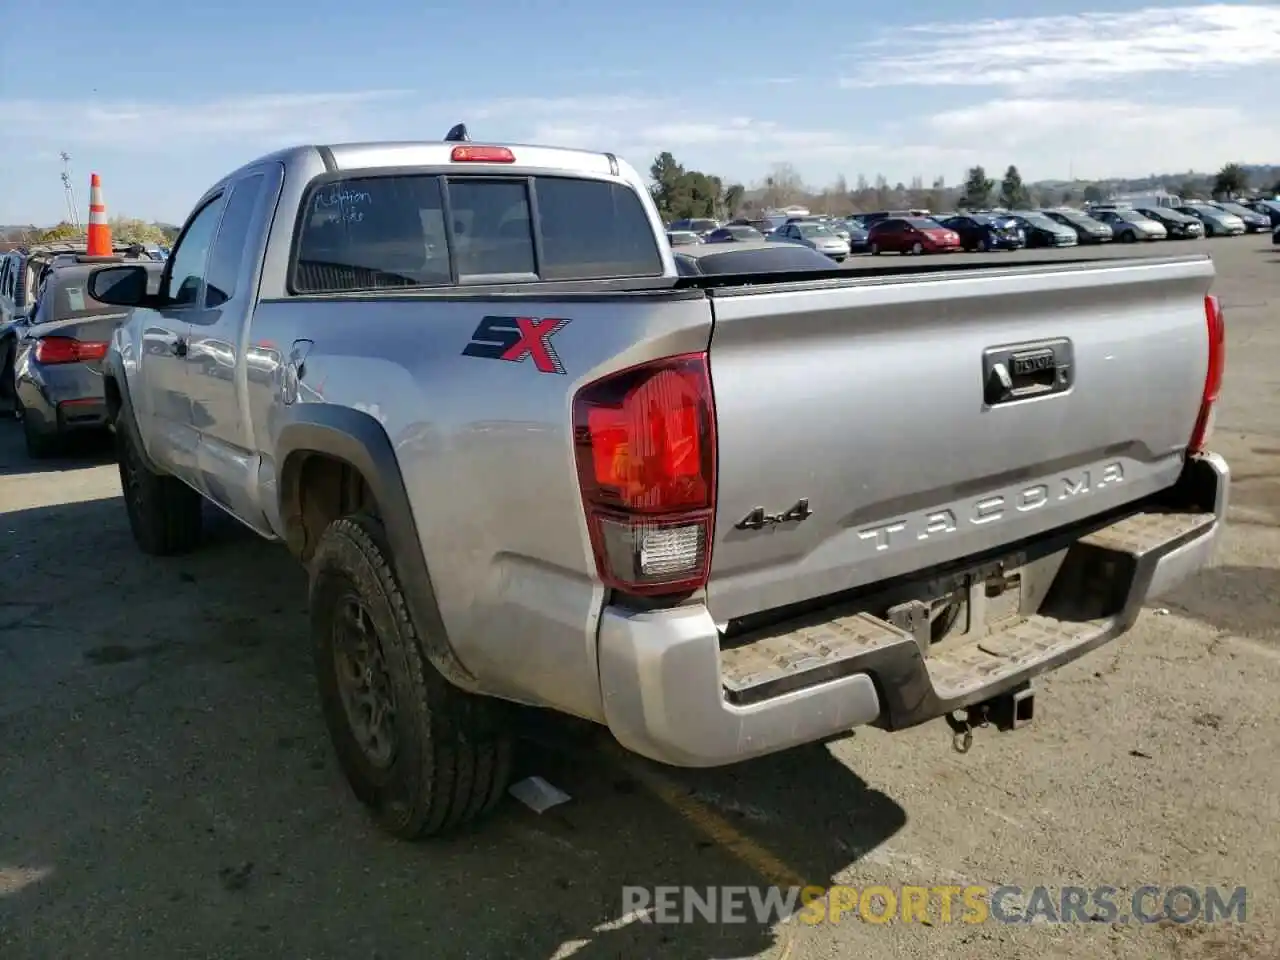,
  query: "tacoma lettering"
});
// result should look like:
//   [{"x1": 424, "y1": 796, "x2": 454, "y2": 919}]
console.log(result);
[{"x1": 856, "y1": 462, "x2": 1126, "y2": 551}]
